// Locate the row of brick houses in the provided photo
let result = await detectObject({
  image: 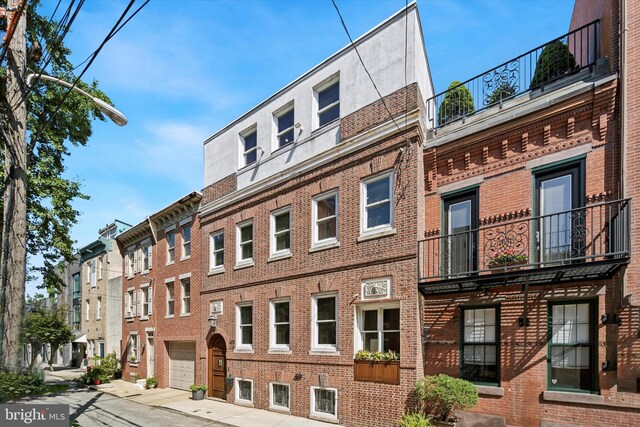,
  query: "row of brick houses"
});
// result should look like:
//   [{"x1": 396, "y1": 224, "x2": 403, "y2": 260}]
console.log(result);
[{"x1": 56, "y1": 0, "x2": 640, "y2": 425}]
